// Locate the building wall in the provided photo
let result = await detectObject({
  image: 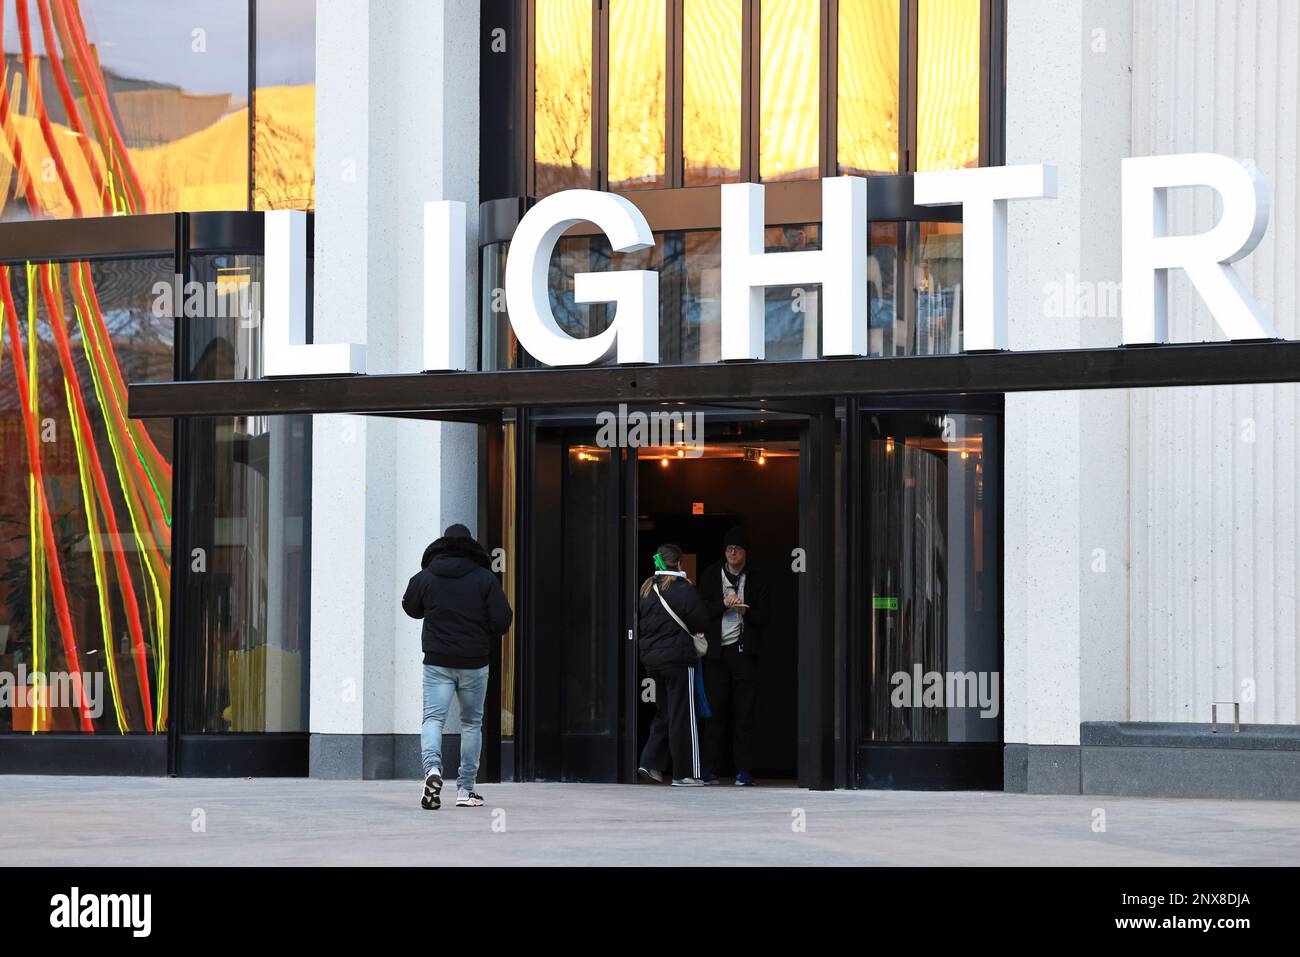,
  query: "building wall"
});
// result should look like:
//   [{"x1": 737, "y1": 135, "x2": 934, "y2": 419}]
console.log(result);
[
  {"x1": 1006, "y1": 0, "x2": 1300, "y2": 765},
  {"x1": 1128, "y1": 0, "x2": 1300, "y2": 724}
]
